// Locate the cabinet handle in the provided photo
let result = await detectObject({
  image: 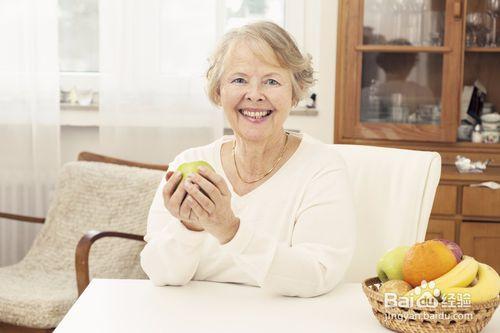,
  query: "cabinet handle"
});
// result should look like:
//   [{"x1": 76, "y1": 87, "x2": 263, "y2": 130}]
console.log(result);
[{"x1": 453, "y1": 0, "x2": 462, "y2": 19}]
